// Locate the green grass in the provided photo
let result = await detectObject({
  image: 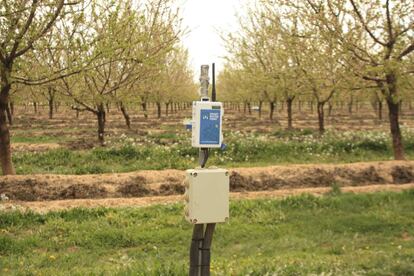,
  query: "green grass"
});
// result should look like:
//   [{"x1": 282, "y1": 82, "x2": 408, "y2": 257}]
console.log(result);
[
  {"x1": 0, "y1": 191, "x2": 413, "y2": 275},
  {"x1": 11, "y1": 129, "x2": 414, "y2": 174},
  {"x1": 11, "y1": 135, "x2": 68, "y2": 144}
]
